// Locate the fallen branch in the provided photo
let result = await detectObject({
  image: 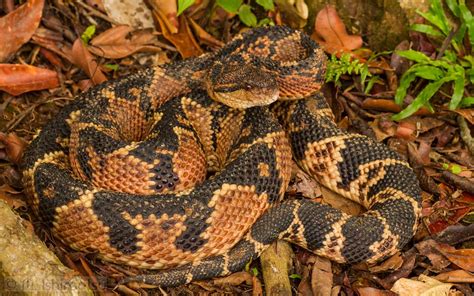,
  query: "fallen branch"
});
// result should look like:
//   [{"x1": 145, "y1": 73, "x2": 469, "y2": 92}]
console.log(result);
[
  {"x1": 0, "y1": 200, "x2": 93, "y2": 295},
  {"x1": 457, "y1": 115, "x2": 474, "y2": 155},
  {"x1": 260, "y1": 241, "x2": 293, "y2": 295}
]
